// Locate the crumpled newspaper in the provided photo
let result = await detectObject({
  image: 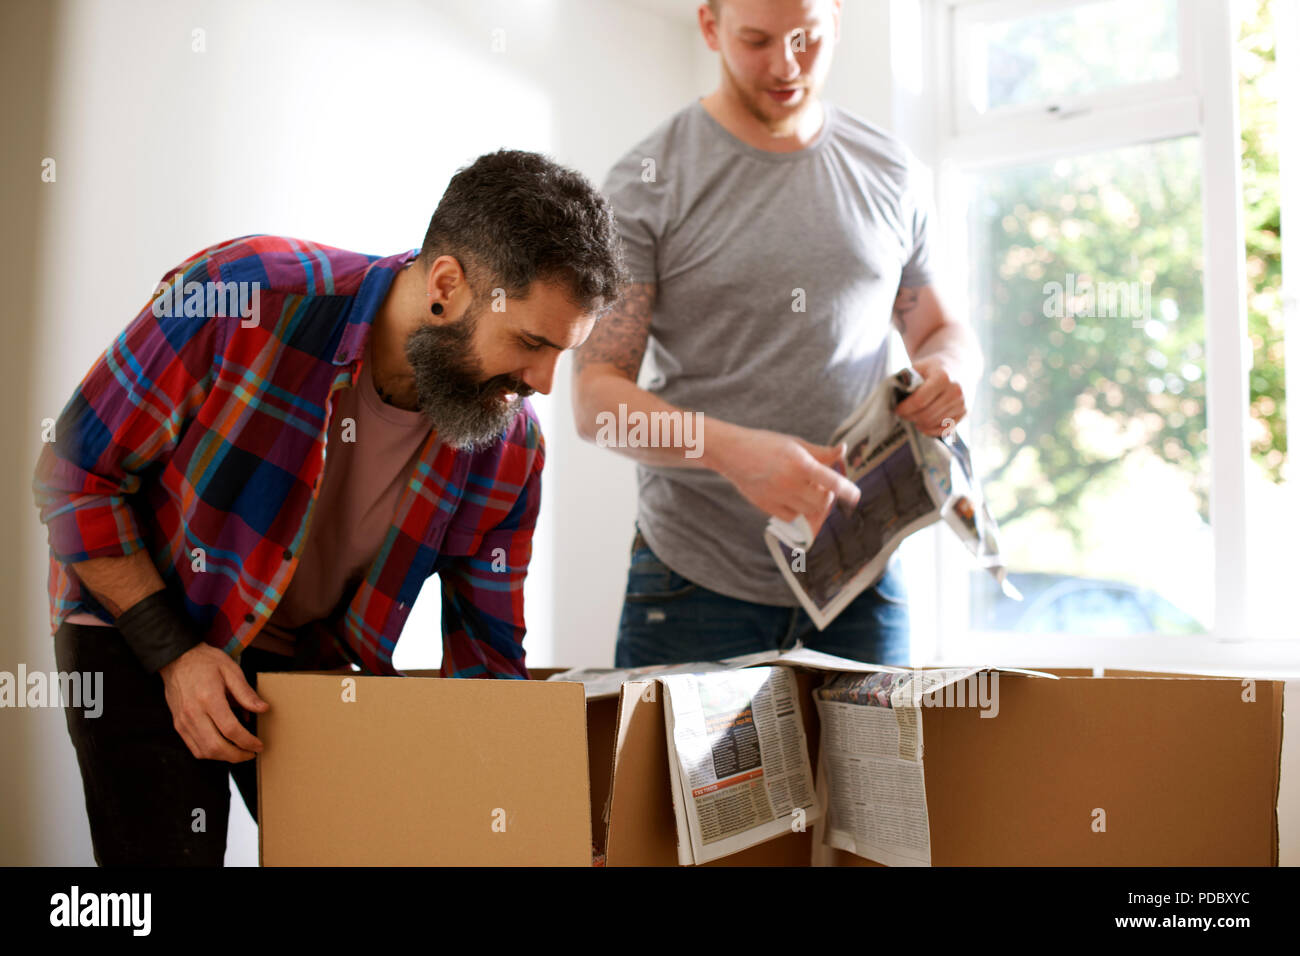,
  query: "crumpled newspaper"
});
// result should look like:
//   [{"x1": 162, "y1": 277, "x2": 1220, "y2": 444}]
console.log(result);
[
  {"x1": 766, "y1": 368, "x2": 1021, "y2": 612},
  {"x1": 884, "y1": 369, "x2": 1021, "y2": 601}
]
